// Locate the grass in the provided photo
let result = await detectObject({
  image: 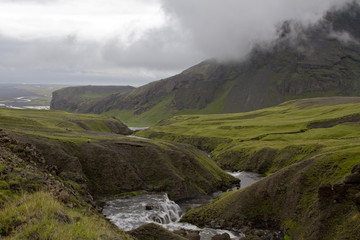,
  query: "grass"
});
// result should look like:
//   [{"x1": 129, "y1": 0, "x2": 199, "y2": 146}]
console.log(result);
[
  {"x1": 0, "y1": 108, "x2": 132, "y2": 144},
  {"x1": 104, "y1": 94, "x2": 177, "y2": 127},
  {"x1": 137, "y1": 97, "x2": 360, "y2": 156},
  {"x1": 0, "y1": 191, "x2": 133, "y2": 240}
]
